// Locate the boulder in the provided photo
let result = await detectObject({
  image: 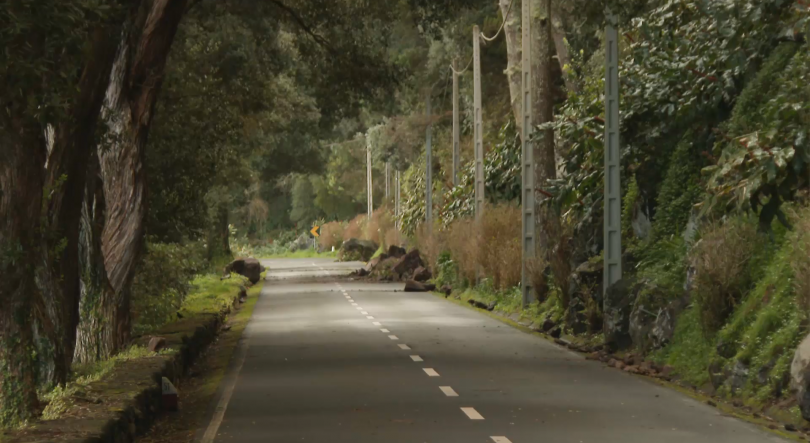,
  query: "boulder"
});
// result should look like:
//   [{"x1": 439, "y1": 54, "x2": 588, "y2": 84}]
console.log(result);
[
  {"x1": 404, "y1": 280, "x2": 428, "y2": 292},
  {"x1": 791, "y1": 332, "x2": 810, "y2": 421},
  {"x1": 413, "y1": 266, "x2": 432, "y2": 282},
  {"x1": 371, "y1": 256, "x2": 399, "y2": 281},
  {"x1": 440, "y1": 285, "x2": 453, "y2": 297},
  {"x1": 224, "y1": 257, "x2": 263, "y2": 284},
  {"x1": 289, "y1": 233, "x2": 312, "y2": 252},
  {"x1": 387, "y1": 245, "x2": 407, "y2": 258},
  {"x1": 603, "y1": 278, "x2": 637, "y2": 352},
  {"x1": 650, "y1": 296, "x2": 689, "y2": 349},
  {"x1": 392, "y1": 249, "x2": 425, "y2": 279},
  {"x1": 148, "y1": 337, "x2": 167, "y2": 353},
  {"x1": 341, "y1": 238, "x2": 379, "y2": 262},
  {"x1": 365, "y1": 254, "x2": 389, "y2": 272}
]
